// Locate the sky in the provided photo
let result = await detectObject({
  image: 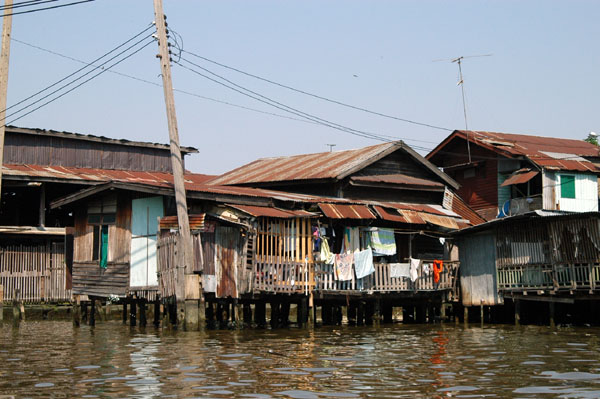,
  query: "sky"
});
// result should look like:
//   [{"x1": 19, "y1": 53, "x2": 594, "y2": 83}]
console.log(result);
[{"x1": 5, "y1": 0, "x2": 600, "y2": 175}]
